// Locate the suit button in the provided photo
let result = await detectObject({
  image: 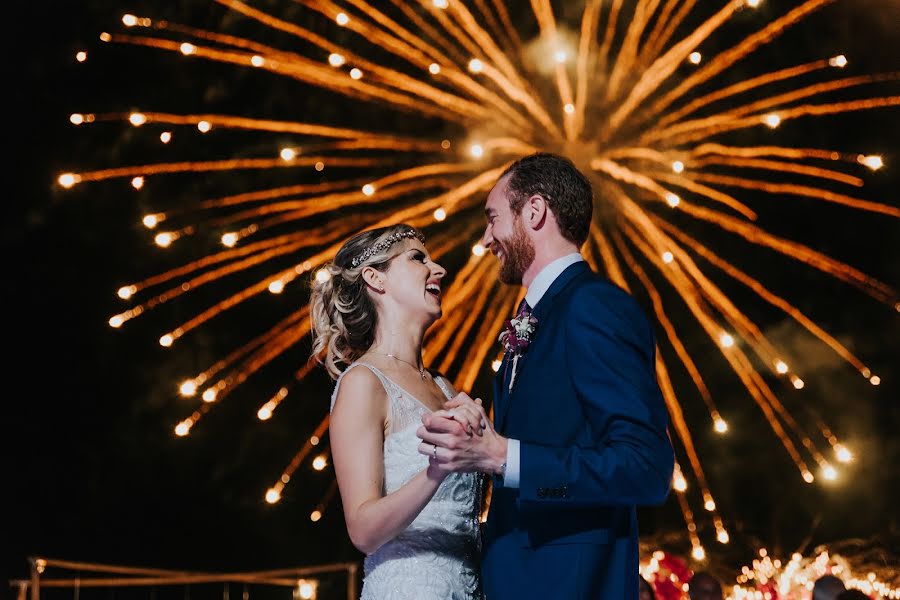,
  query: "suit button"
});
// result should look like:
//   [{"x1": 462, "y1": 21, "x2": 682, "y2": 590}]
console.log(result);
[{"x1": 561, "y1": 486, "x2": 568, "y2": 498}]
